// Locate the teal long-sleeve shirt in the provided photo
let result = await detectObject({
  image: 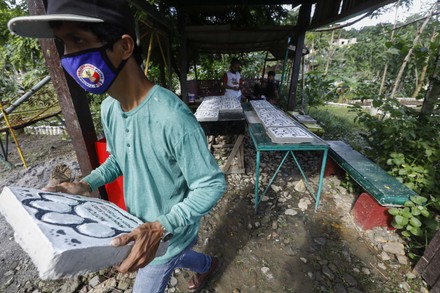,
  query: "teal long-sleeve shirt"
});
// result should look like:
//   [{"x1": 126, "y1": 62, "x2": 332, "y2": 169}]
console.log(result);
[{"x1": 83, "y1": 85, "x2": 226, "y2": 264}]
